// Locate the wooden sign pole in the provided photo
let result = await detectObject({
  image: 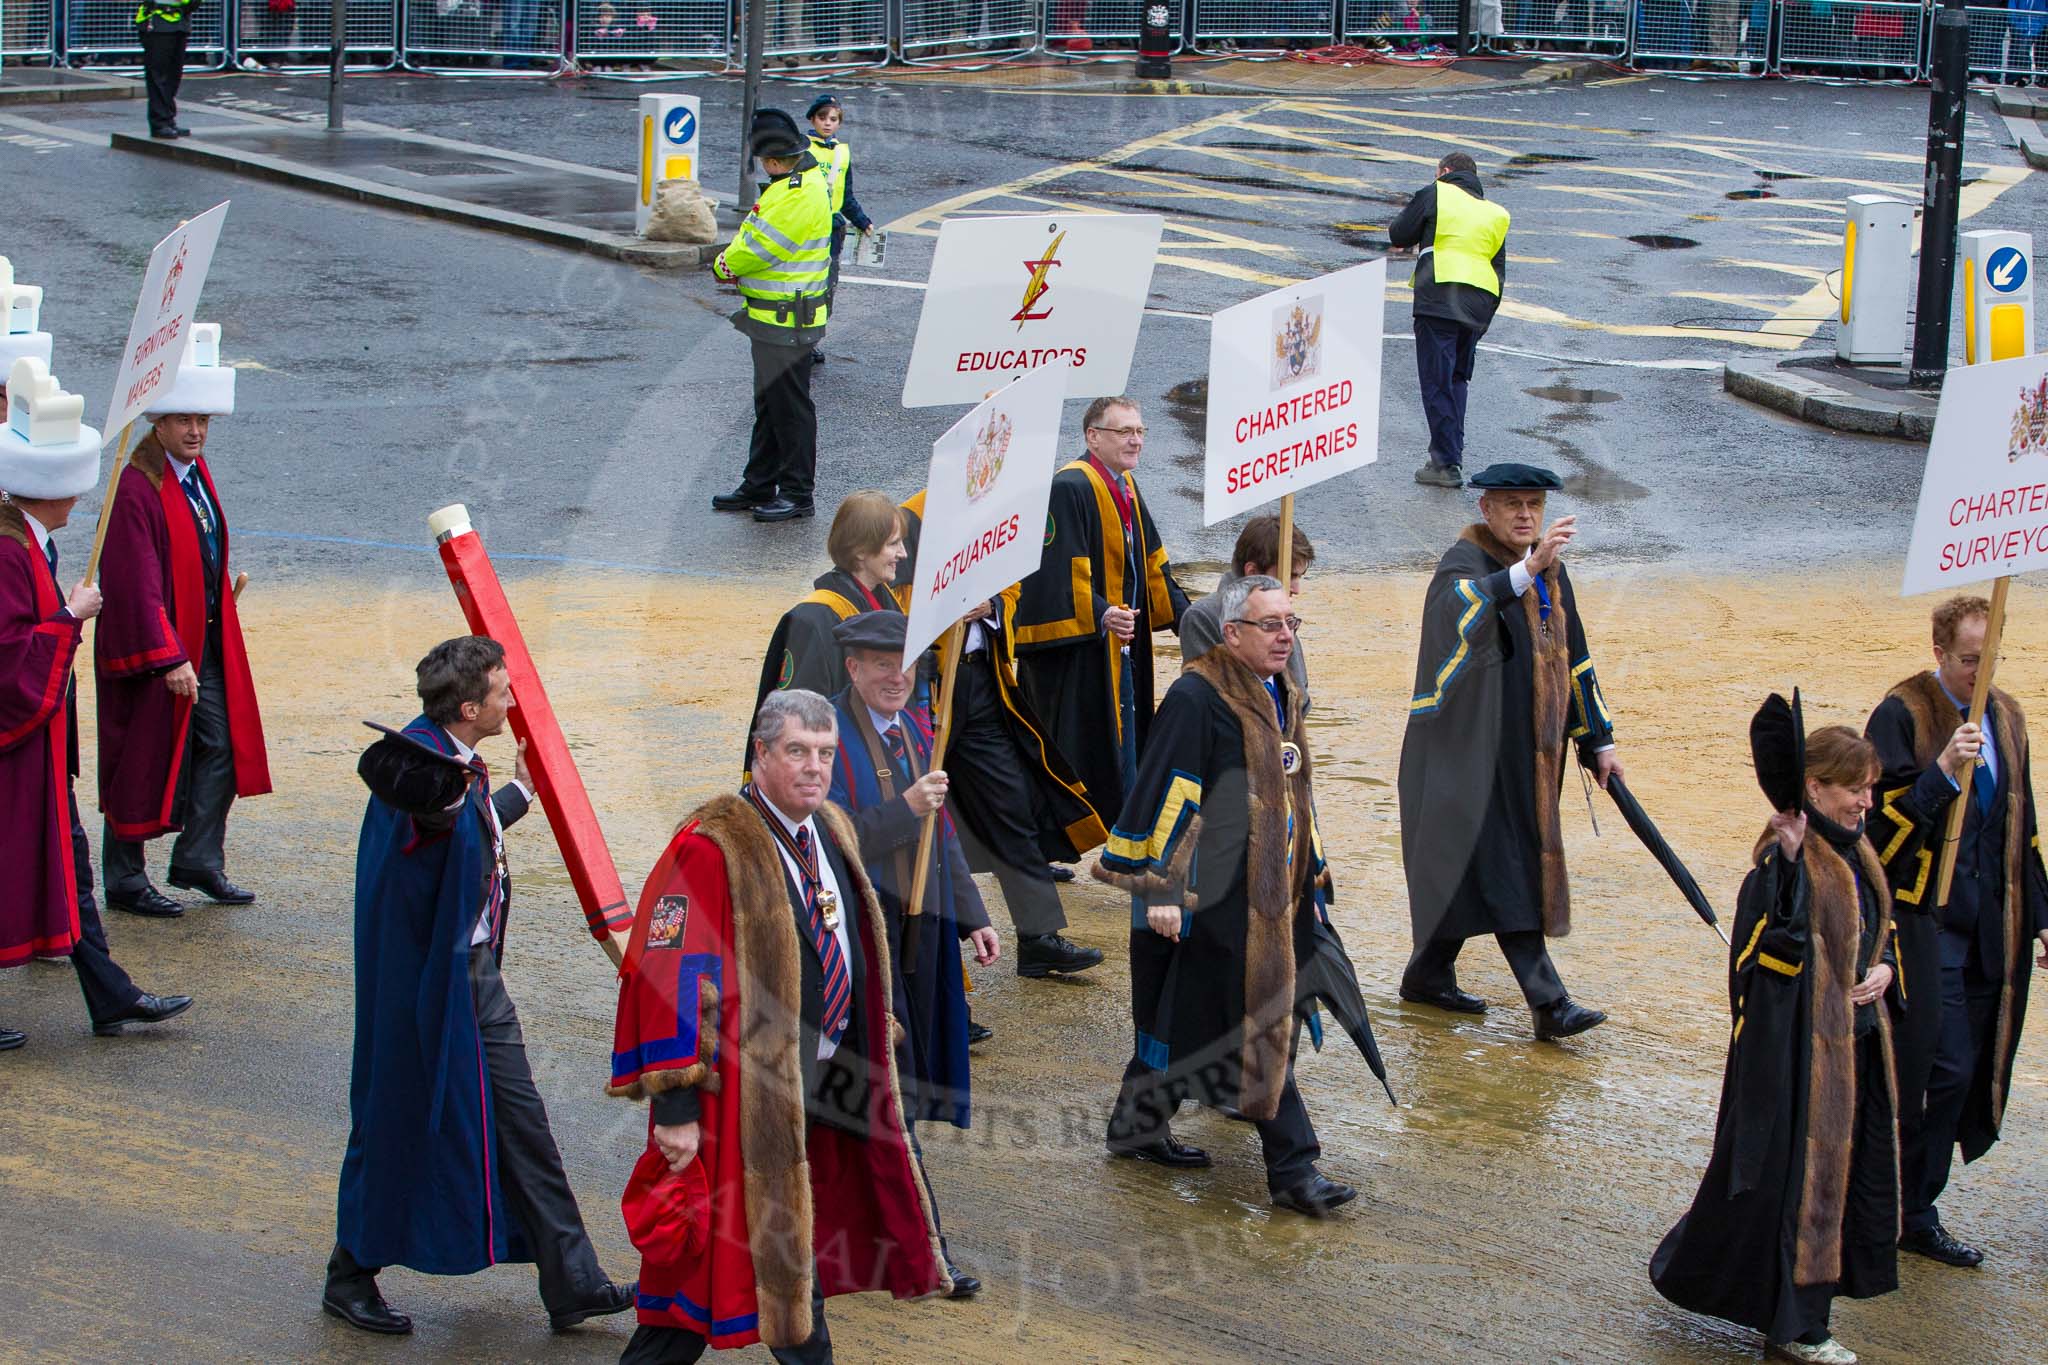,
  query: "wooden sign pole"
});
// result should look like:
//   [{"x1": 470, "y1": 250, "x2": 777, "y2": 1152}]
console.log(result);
[
  {"x1": 1934, "y1": 574, "x2": 2010, "y2": 908},
  {"x1": 1276, "y1": 493, "x2": 1296, "y2": 587},
  {"x1": 904, "y1": 619, "x2": 968, "y2": 940},
  {"x1": 83, "y1": 420, "x2": 135, "y2": 584}
]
